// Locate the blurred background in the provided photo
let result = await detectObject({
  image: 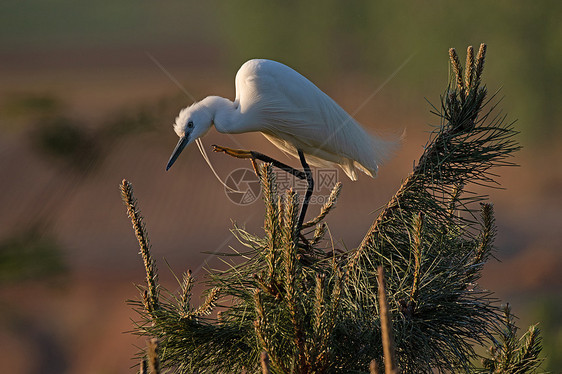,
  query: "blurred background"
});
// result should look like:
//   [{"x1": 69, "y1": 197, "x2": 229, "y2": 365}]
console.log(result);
[{"x1": 1, "y1": 1, "x2": 561, "y2": 372}]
